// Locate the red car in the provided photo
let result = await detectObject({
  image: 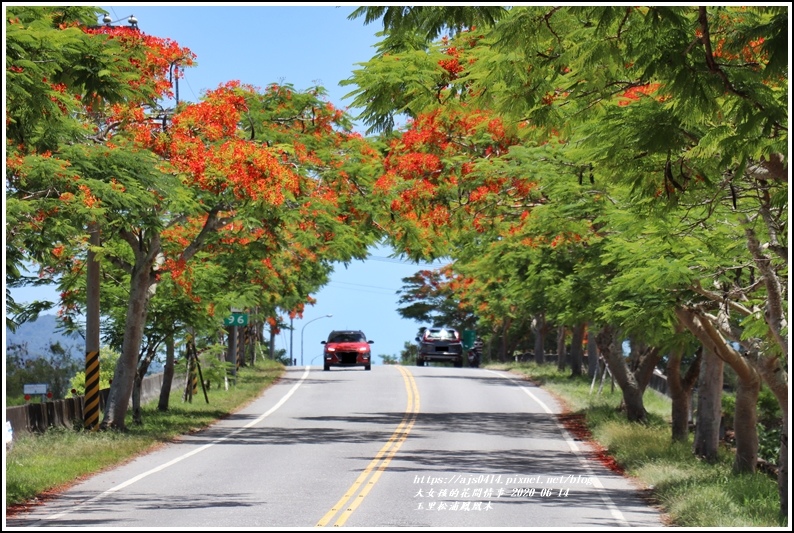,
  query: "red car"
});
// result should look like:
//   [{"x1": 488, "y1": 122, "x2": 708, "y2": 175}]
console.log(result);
[{"x1": 321, "y1": 330, "x2": 373, "y2": 371}]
